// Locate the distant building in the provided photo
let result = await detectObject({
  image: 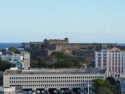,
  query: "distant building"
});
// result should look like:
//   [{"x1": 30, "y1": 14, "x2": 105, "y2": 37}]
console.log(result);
[
  {"x1": 17, "y1": 48, "x2": 25, "y2": 52},
  {"x1": 3, "y1": 68, "x2": 108, "y2": 91},
  {"x1": 0, "y1": 86, "x2": 30, "y2": 94},
  {"x1": 0, "y1": 86, "x2": 15, "y2": 94},
  {"x1": 0, "y1": 51, "x2": 2, "y2": 55},
  {"x1": 0, "y1": 51, "x2": 30, "y2": 70},
  {"x1": 95, "y1": 47, "x2": 125, "y2": 77},
  {"x1": 44, "y1": 38, "x2": 69, "y2": 45}
]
